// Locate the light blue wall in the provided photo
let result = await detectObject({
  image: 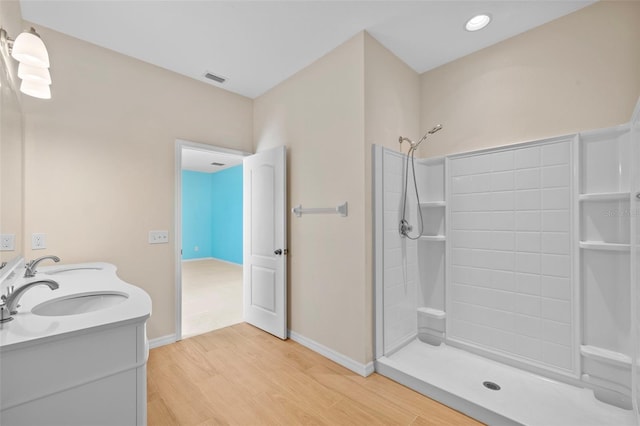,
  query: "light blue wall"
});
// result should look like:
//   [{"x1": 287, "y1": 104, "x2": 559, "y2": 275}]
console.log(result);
[
  {"x1": 181, "y1": 166, "x2": 243, "y2": 263},
  {"x1": 211, "y1": 166, "x2": 243, "y2": 264}
]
